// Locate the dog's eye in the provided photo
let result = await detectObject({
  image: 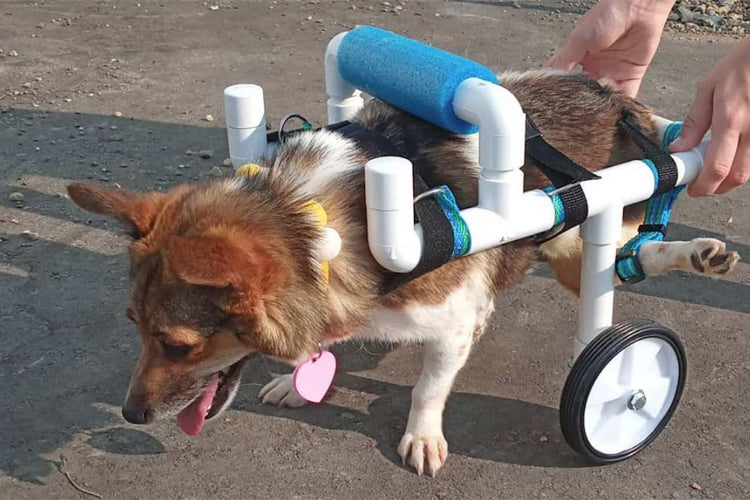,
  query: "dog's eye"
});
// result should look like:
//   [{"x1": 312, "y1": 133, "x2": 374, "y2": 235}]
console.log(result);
[{"x1": 161, "y1": 341, "x2": 193, "y2": 359}]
